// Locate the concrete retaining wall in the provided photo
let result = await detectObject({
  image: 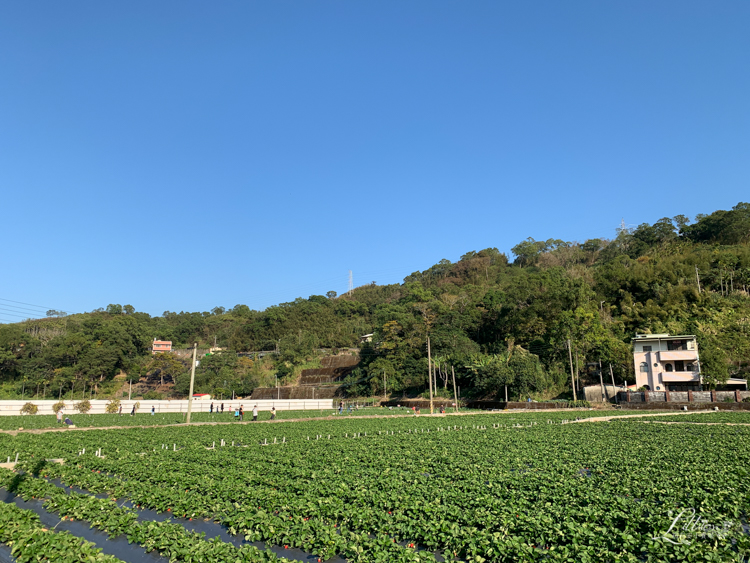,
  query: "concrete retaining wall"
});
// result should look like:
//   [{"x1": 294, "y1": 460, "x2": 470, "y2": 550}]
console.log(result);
[
  {"x1": 619, "y1": 402, "x2": 750, "y2": 411},
  {"x1": 618, "y1": 390, "x2": 750, "y2": 404},
  {"x1": 584, "y1": 385, "x2": 628, "y2": 403},
  {"x1": 0, "y1": 399, "x2": 335, "y2": 416}
]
